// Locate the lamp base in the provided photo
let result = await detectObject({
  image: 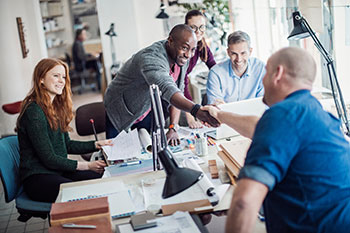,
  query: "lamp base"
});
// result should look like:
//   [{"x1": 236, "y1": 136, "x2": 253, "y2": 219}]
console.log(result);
[{"x1": 162, "y1": 167, "x2": 203, "y2": 199}]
